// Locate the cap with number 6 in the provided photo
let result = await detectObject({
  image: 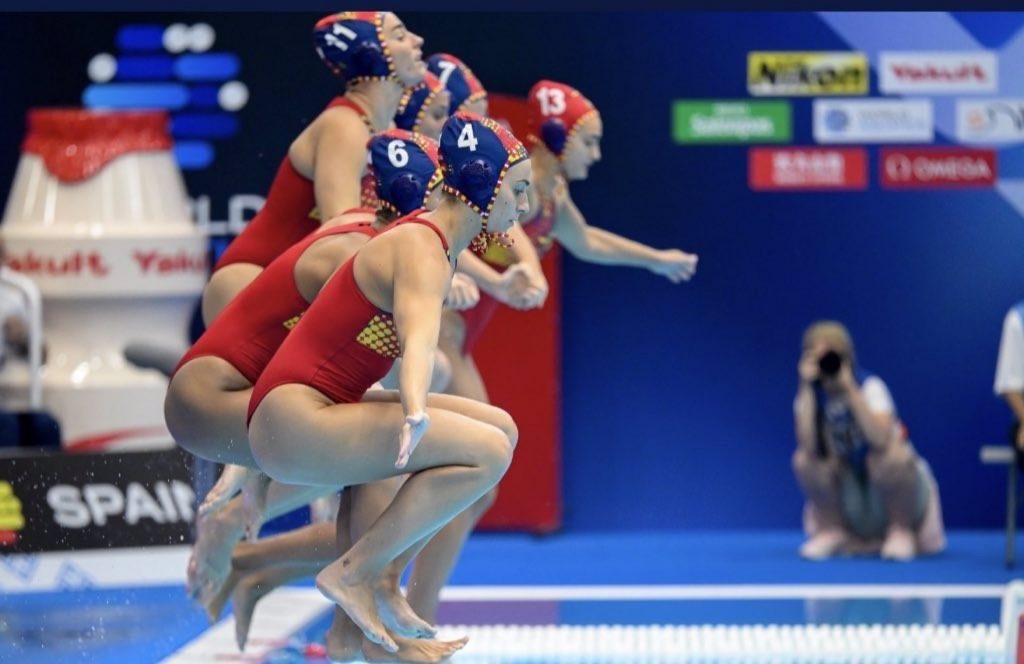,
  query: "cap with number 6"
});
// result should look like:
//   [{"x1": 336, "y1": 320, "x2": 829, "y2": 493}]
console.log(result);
[
  {"x1": 439, "y1": 112, "x2": 527, "y2": 220},
  {"x1": 367, "y1": 129, "x2": 442, "y2": 216},
  {"x1": 527, "y1": 80, "x2": 597, "y2": 159}
]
